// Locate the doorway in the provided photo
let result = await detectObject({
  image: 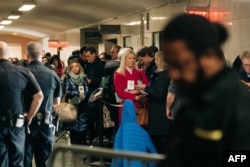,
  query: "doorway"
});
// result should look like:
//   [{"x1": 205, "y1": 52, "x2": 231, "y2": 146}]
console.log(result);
[{"x1": 104, "y1": 38, "x2": 117, "y2": 54}]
